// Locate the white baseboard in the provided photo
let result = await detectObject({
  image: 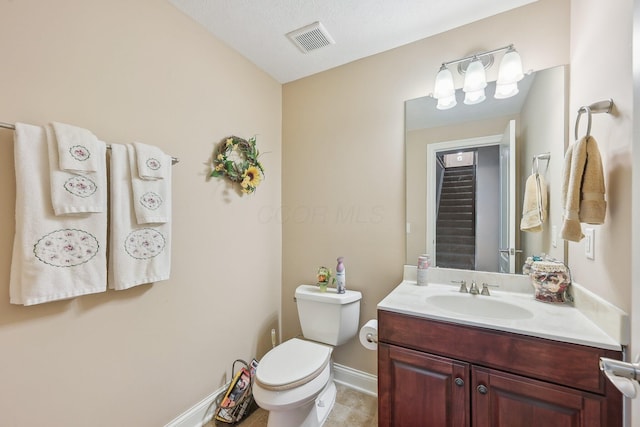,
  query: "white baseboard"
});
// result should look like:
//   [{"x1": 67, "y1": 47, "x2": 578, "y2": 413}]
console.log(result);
[
  {"x1": 165, "y1": 365, "x2": 377, "y2": 427},
  {"x1": 164, "y1": 386, "x2": 224, "y2": 427},
  {"x1": 333, "y1": 363, "x2": 378, "y2": 397}
]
